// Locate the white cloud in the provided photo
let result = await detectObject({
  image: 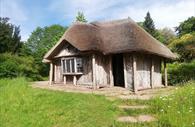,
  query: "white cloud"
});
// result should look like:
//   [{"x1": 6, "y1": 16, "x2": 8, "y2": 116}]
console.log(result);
[
  {"x1": 116, "y1": 0, "x2": 194, "y2": 29},
  {"x1": 49, "y1": 0, "x2": 195, "y2": 29},
  {"x1": 1, "y1": 0, "x2": 194, "y2": 41}
]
